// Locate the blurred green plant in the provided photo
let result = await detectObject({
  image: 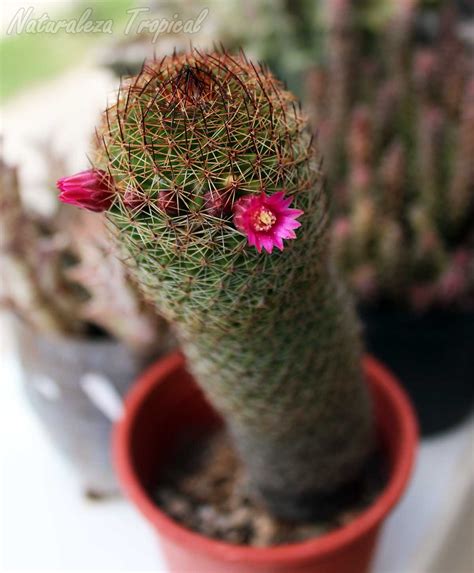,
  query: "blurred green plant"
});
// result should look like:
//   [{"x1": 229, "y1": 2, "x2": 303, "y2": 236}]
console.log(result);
[
  {"x1": 0, "y1": 0, "x2": 133, "y2": 102},
  {"x1": 307, "y1": 1, "x2": 474, "y2": 311},
  {"x1": 99, "y1": 0, "x2": 328, "y2": 97}
]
